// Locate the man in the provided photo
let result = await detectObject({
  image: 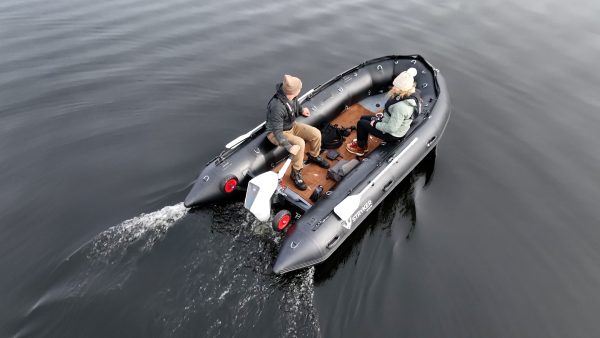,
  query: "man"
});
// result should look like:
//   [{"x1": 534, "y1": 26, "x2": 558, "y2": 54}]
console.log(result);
[{"x1": 266, "y1": 74, "x2": 329, "y2": 191}]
